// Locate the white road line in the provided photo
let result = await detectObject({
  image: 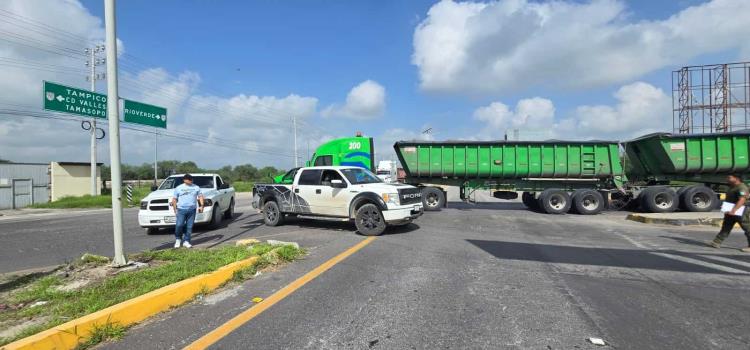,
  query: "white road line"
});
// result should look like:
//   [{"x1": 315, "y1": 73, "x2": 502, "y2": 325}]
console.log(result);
[
  {"x1": 652, "y1": 252, "x2": 749, "y2": 274},
  {"x1": 697, "y1": 254, "x2": 750, "y2": 269}
]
